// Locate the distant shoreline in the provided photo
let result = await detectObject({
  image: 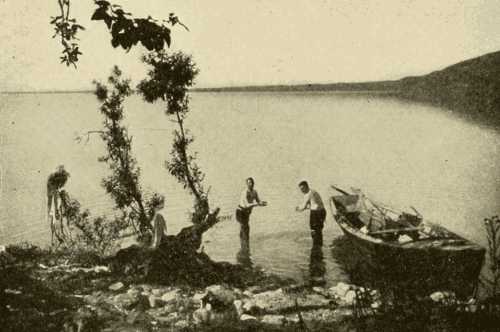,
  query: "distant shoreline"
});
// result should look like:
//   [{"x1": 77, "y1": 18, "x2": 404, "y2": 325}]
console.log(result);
[{"x1": 0, "y1": 90, "x2": 94, "y2": 95}]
